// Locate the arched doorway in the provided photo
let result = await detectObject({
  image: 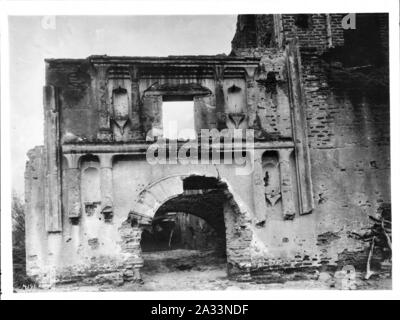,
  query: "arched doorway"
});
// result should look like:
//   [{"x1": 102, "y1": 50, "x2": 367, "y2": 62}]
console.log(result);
[
  {"x1": 119, "y1": 174, "x2": 255, "y2": 283},
  {"x1": 139, "y1": 178, "x2": 228, "y2": 279}
]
